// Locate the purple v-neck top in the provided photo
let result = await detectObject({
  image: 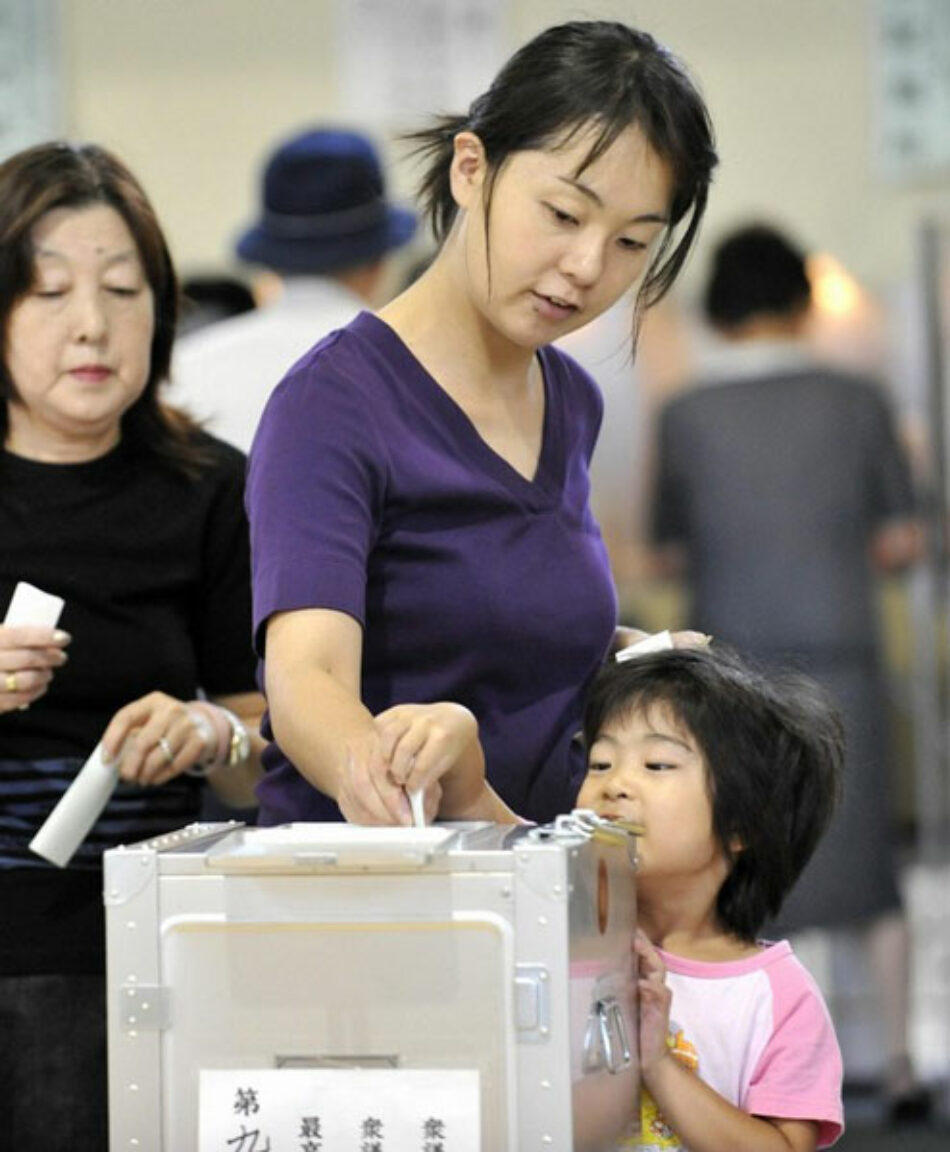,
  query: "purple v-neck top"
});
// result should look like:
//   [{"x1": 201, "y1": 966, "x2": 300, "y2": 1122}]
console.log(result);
[{"x1": 247, "y1": 311, "x2": 617, "y2": 823}]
